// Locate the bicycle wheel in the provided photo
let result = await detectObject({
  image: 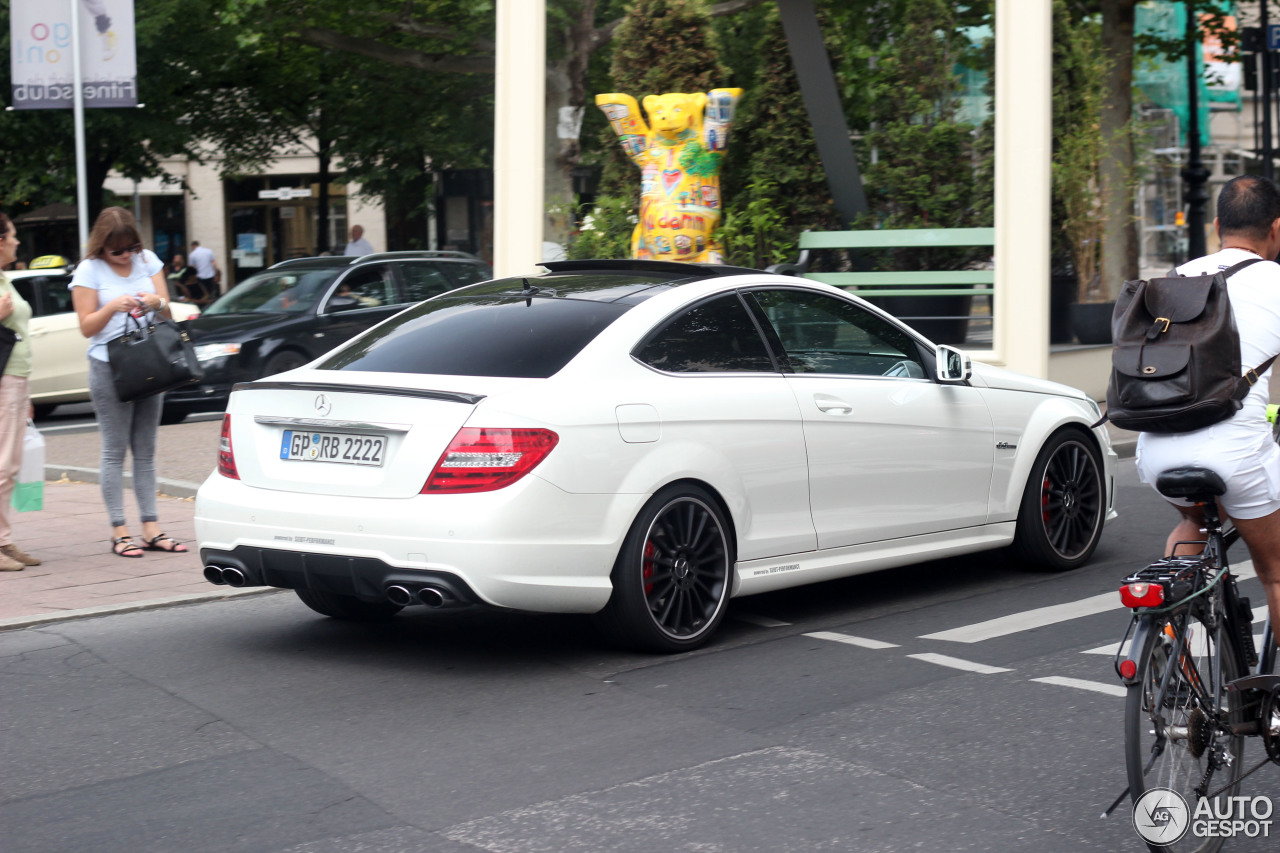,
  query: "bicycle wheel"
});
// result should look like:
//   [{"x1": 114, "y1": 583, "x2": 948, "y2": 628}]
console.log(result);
[{"x1": 1125, "y1": 607, "x2": 1244, "y2": 853}]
